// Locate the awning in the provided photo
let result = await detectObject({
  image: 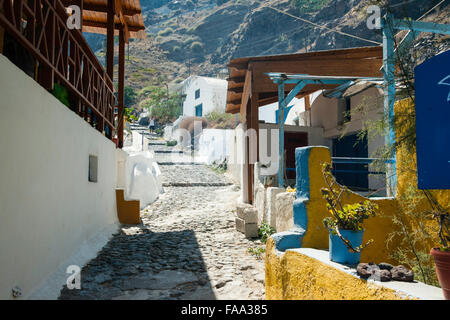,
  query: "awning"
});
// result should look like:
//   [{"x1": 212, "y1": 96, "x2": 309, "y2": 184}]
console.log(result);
[{"x1": 62, "y1": 0, "x2": 146, "y2": 39}]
